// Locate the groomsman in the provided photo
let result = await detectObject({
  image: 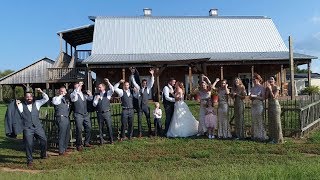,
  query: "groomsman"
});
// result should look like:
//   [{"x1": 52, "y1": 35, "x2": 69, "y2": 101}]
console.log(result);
[
  {"x1": 93, "y1": 78, "x2": 114, "y2": 145},
  {"x1": 70, "y1": 81, "x2": 93, "y2": 151},
  {"x1": 163, "y1": 78, "x2": 176, "y2": 135},
  {"x1": 130, "y1": 68, "x2": 154, "y2": 137},
  {"x1": 114, "y1": 79, "x2": 135, "y2": 141},
  {"x1": 16, "y1": 88, "x2": 49, "y2": 167},
  {"x1": 52, "y1": 86, "x2": 70, "y2": 156}
]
